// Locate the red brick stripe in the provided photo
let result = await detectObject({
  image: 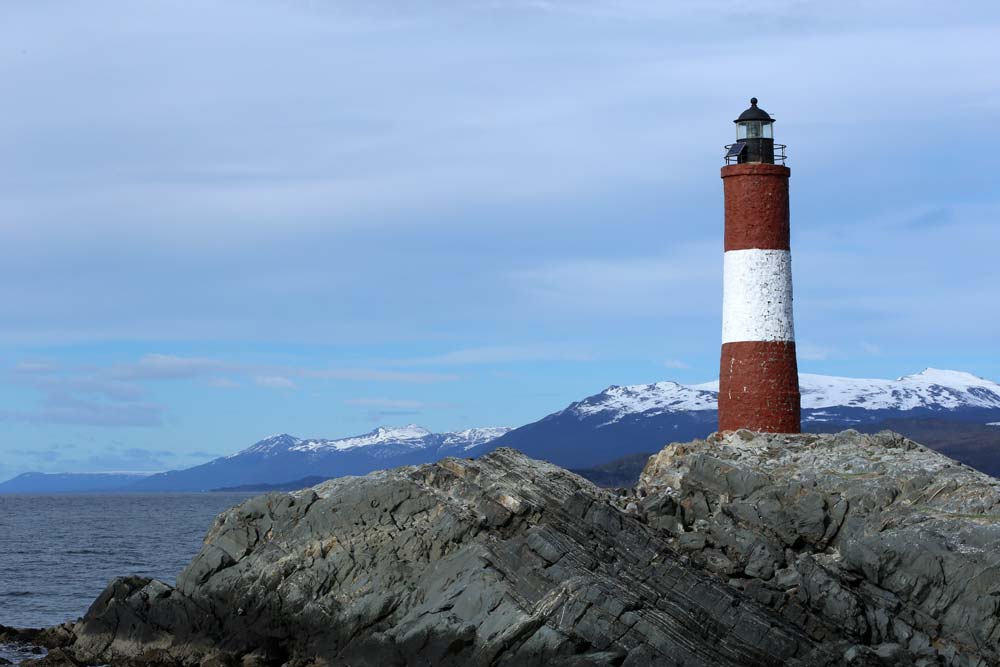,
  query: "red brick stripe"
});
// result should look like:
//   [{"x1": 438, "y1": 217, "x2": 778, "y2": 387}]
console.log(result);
[
  {"x1": 721, "y1": 164, "x2": 790, "y2": 252},
  {"x1": 719, "y1": 341, "x2": 801, "y2": 433}
]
